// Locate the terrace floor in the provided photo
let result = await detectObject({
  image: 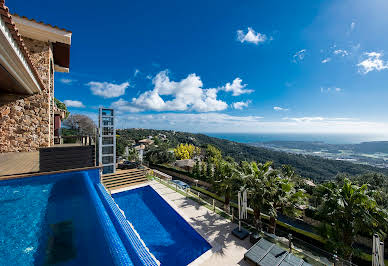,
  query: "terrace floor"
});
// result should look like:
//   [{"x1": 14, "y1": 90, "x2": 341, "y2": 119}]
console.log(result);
[
  {"x1": 0, "y1": 151, "x2": 39, "y2": 176},
  {"x1": 0, "y1": 144, "x2": 87, "y2": 177},
  {"x1": 112, "y1": 181, "x2": 252, "y2": 266}
]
